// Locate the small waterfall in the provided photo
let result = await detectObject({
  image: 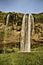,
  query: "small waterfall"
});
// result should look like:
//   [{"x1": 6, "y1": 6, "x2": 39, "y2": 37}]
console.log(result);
[
  {"x1": 4, "y1": 14, "x2": 10, "y2": 41},
  {"x1": 20, "y1": 14, "x2": 34, "y2": 52},
  {"x1": 3, "y1": 14, "x2": 10, "y2": 53},
  {"x1": 6, "y1": 14, "x2": 10, "y2": 26}
]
